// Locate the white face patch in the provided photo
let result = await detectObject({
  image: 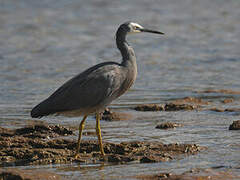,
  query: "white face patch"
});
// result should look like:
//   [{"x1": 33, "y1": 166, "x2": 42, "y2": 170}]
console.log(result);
[
  {"x1": 129, "y1": 22, "x2": 144, "y2": 29},
  {"x1": 129, "y1": 22, "x2": 144, "y2": 33}
]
